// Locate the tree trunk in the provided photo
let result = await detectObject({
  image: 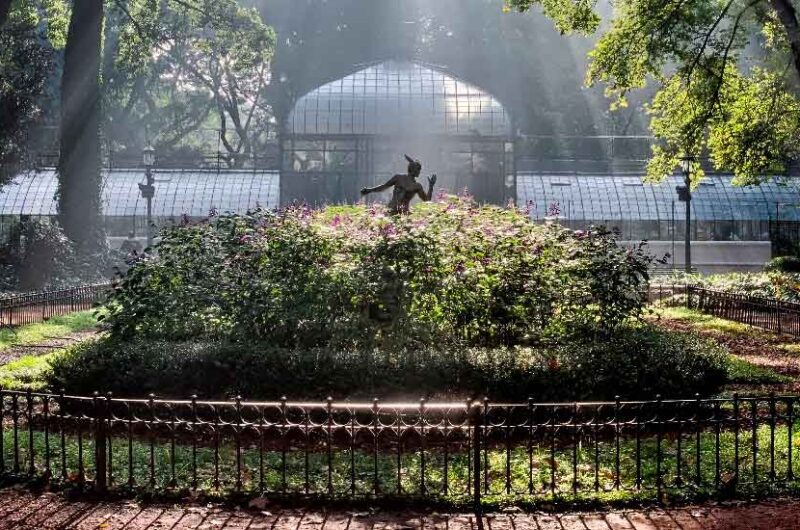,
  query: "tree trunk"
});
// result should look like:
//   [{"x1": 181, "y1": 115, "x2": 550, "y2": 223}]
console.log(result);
[
  {"x1": 58, "y1": 0, "x2": 105, "y2": 252},
  {"x1": 770, "y1": 0, "x2": 800, "y2": 81},
  {"x1": 0, "y1": 0, "x2": 12, "y2": 28}
]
